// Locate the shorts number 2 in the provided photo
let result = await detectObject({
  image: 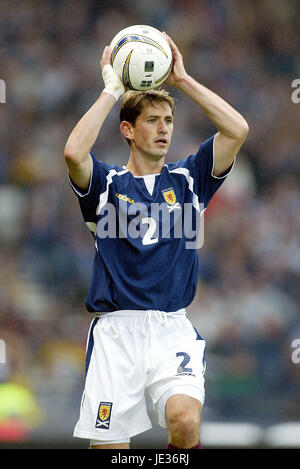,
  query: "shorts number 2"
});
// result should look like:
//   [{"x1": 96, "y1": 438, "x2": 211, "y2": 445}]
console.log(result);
[{"x1": 176, "y1": 352, "x2": 192, "y2": 373}]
